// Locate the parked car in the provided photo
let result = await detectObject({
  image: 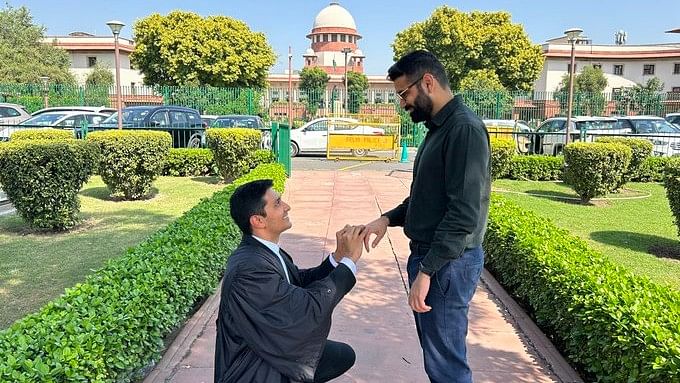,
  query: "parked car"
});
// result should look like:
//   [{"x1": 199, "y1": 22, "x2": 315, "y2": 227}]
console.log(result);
[
  {"x1": 616, "y1": 116, "x2": 680, "y2": 156},
  {"x1": 0, "y1": 103, "x2": 31, "y2": 125},
  {"x1": 289, "y1": 117, "x2": 385, "y2": 157},
  {"x1": 31, "y1": 106, "x2": 116, "y2": 116},
  {"x1": 98, "y1": 105, "x2": 203, "y2": 148},
  {"x1": 532, "y1": 116, "x2": 624, "y2": 155},
  {"x1": 666, "y1": 112, "x2": 680, "y2": 128},
  {"x1": 483, "y1": 119, "x2": 532, "y2": 154},
  {"x1": 201, "y1": 114, "x2": 219, "y2": 128},
  {"x1": 0, "y1": 111, "x2": 108, "y2": 141},
  {"x1": 210, "y1": 115, "x2": 271, "y2": 149}
]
